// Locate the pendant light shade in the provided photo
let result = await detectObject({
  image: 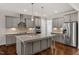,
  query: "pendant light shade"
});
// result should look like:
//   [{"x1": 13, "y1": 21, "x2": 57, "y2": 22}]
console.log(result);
[
  {"x1": 31, "y1": 3, "x2": 34, "y2": 21},
  {"x1": 41, "y1": 6, "x2": 44, "y2": 18}
]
